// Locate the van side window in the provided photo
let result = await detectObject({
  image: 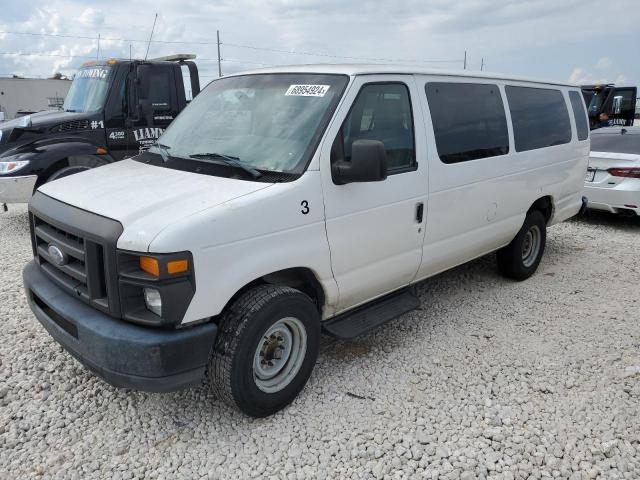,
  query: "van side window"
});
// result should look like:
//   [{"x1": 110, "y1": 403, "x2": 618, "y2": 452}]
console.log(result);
[
  {"x1": 340, "y1": 83, "x2": 415, "y2": 172},
  {"x1": 568, "y1": 90, "x2": 589, "y2": 141},
  {"x1": 506, "y1": 86, "x2": 572, "y2": 151},
  {"x1": 425, "y1": 83, "x2": 508, "y2": 164}
]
